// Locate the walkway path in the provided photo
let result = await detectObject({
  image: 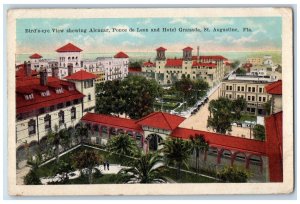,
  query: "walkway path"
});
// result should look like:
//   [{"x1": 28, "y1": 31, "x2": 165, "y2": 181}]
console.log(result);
[{"x1": 40, "y1": 164, "x2": 126, "y2": 185}]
